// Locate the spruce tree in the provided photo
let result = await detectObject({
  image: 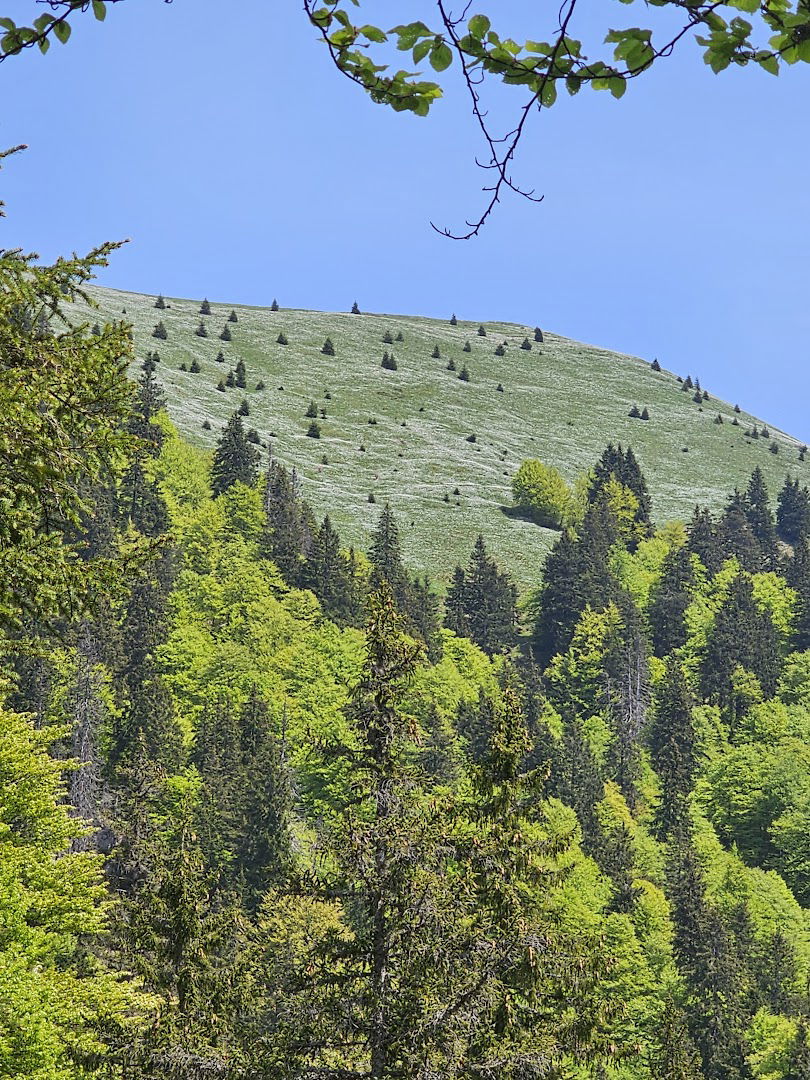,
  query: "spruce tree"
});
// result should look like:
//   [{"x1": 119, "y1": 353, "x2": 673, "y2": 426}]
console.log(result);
[
  {"x1": 463, "y1": 340, "x2": 471, "y2": 352},
  {"x1": 199, "y1": 298, "x2": 211, "y2": 315},
  {"x1": 445, "y1": 535, "x2": 517, "y2": 654},
  {"x1": 262, "y1": 456, "x2": 315, "y2": 584},
  {"x1": 195, "y1": 318, "x2": 208, "y2": 337},
  {"x1": 534, "y1": 326, "x2": 544, "y2": 342},
  {"x1": 477, "y1": 324, "x2": 487, "y2": 336},
  {"x1": 210, "y1": 412, "x2": 260, "y2": 496},
  {"x1": 228, "y1": 309, "x2": 238, "y2": 322},
  {"x1": 431, "y1": 343, "x2": 441, "y2": 358},
  {"x1": 235, "y1": 358, "x2": 247, "y2": 388},
  {"x1": 719, "y1": 489, "x2": 764, "y2": 572},
  {"x1": 220, "y1": 323, "x2": 232, "y2": 341},
  {"x1": 270, "y1": 298, "x2": 279, "y2": 311},
  {"x1": 647, "y1": 657, "x2": 697, "y2": 837},
  {"x1": 369, "y1": 503, "x2": 406, "y2": 595},
  {"x1": 277, "y1": 331, "x2": 288, "y2": 345},
  {"x1": 520, "y1": 337, "x2": 532, "y2": 350},
  {"x1": 152, "y1": 320, "x2": 168, "y2": 339},
  {"x1": 154, "y1": 293, "x2": 166, "y2": 309},
  {"x1": 687, "y1": 506, "x2": 724, "y2": 575},
  {"x1": 744, "y1": 466, "x2": 778, "y2": 568},
  {"x1": 648, "y1": 544, "x2": 696, "y2": 656},
  {"x1": 777, "y1": 475, "x2": 810, "y2": 544},
  {"x1": 351, "y1": 300, "x2": 361, "y2": 314}
]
